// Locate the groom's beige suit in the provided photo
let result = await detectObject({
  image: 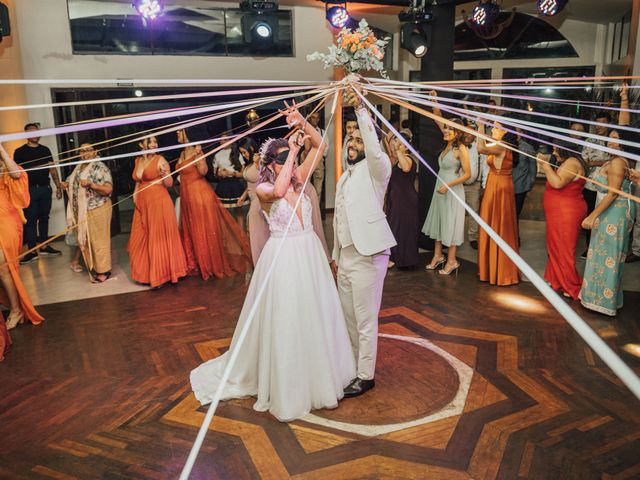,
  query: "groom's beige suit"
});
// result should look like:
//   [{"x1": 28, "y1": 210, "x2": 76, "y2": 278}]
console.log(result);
[{"x1": 332, "y1": 105, "x2": 396, "y2": 381}]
